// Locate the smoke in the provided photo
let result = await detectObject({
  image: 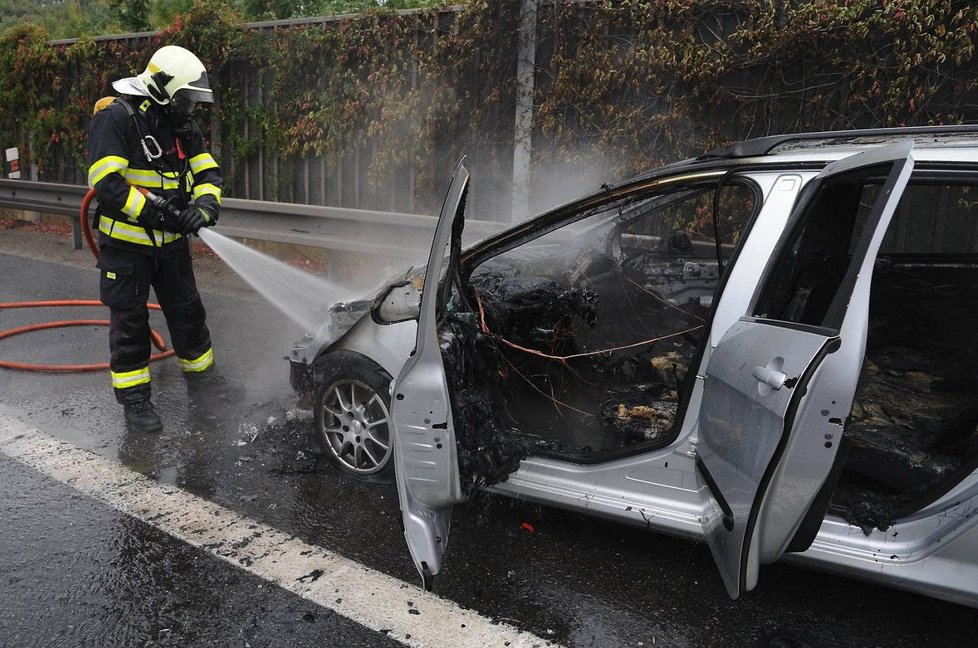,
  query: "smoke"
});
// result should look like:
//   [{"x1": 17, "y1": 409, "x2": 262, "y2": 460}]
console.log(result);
[{"x1": 522, "y1": 149, "x2": 622, "y2": 223}]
